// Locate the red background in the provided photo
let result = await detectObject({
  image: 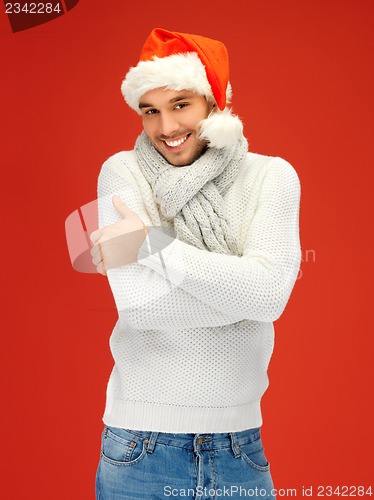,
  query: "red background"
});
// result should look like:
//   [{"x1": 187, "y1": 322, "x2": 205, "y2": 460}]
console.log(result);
[{"x1": 1, "y1": 0, "x2": 373, "y2": 498}]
